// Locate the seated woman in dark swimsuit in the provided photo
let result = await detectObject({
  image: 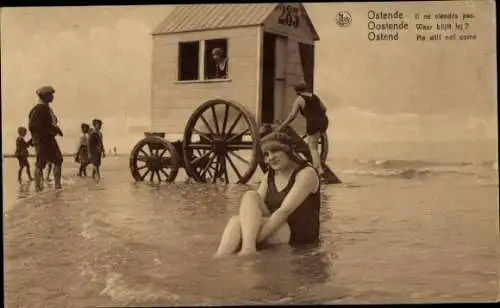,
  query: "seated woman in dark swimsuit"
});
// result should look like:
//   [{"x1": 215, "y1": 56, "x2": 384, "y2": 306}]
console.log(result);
[{"x1": 214, "y1": 132, "x2": 321, "y2": 257}]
